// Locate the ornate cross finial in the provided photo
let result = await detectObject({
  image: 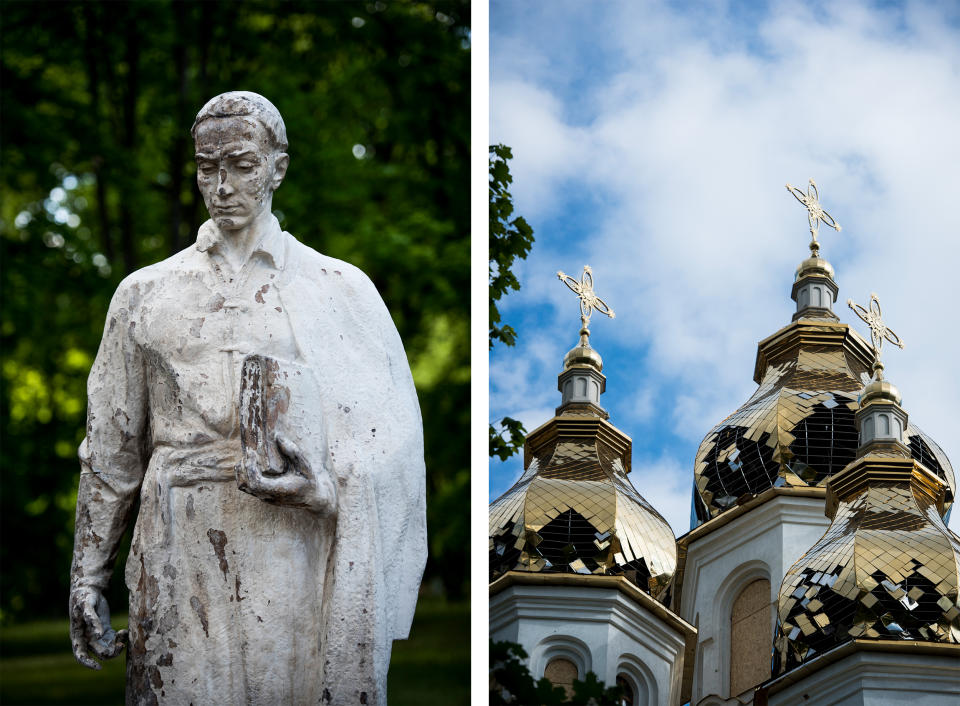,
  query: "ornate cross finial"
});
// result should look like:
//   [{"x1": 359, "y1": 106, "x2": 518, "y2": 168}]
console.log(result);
[
  {"x1": 786, "y1": 178, "x2": 842, "y2": 257},
  {"x1": 557, "y1": 265, "x2": 614, "y2": 347},
  {"x1": 848, "y1": 293, "x2": 904, "y2": 379}
]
